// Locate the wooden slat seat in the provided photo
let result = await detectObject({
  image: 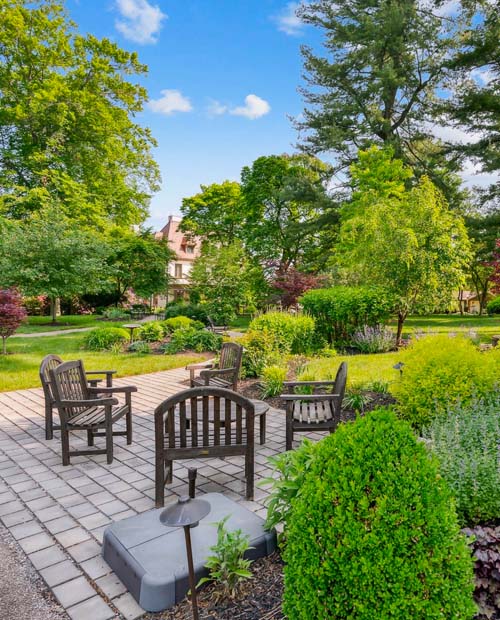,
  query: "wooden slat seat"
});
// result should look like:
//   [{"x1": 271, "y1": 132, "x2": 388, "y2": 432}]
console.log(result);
[
  {"x1": 281, "y1": 362, "x2": 347, "y2": 450},
  {"x1": 155, "y1": 386, "x2": 255, "y2": 507},
  {"x1": 49, "y1": 360, "x2": 137, "y2": 465}
]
